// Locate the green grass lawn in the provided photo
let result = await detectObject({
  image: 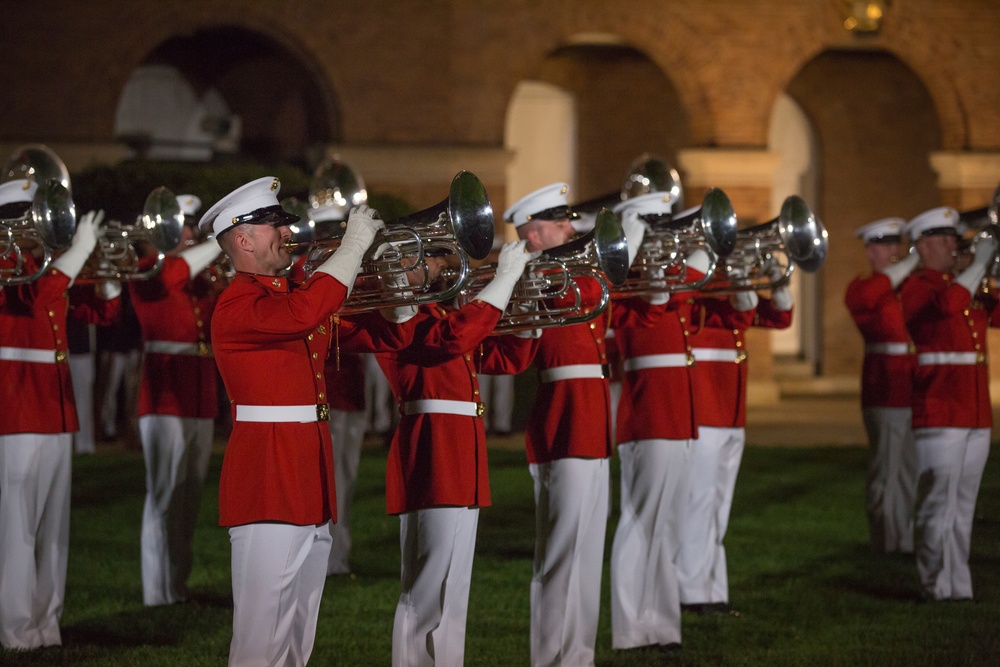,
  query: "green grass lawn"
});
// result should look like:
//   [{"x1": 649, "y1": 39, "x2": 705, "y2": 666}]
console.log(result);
[{"x1": 3, "y1": 440, "x2": 999, "y2": 666}]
